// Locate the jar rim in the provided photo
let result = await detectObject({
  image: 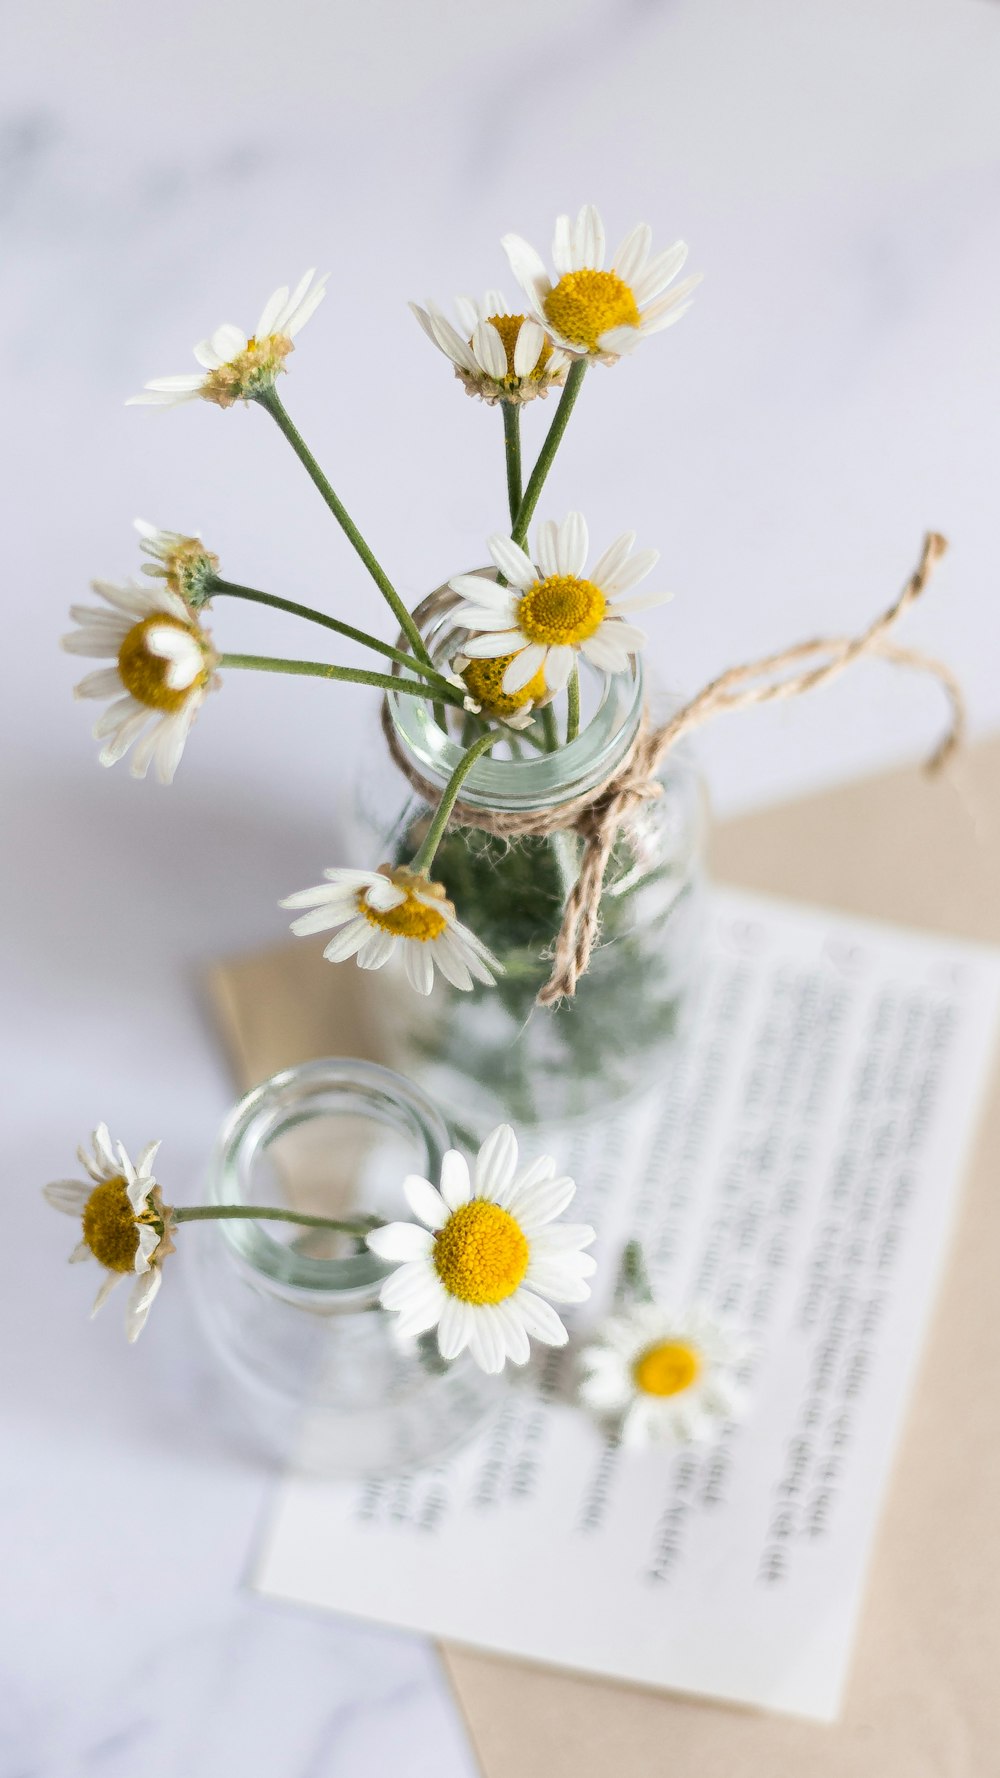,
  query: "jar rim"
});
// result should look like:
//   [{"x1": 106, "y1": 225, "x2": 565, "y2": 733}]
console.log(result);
[
  {"x1": 388, "y1": 591, "x2": 644, "y2": 814},
  {"x1": 211, "y1": 1058, "x2": 452, "y2": 1297}
]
